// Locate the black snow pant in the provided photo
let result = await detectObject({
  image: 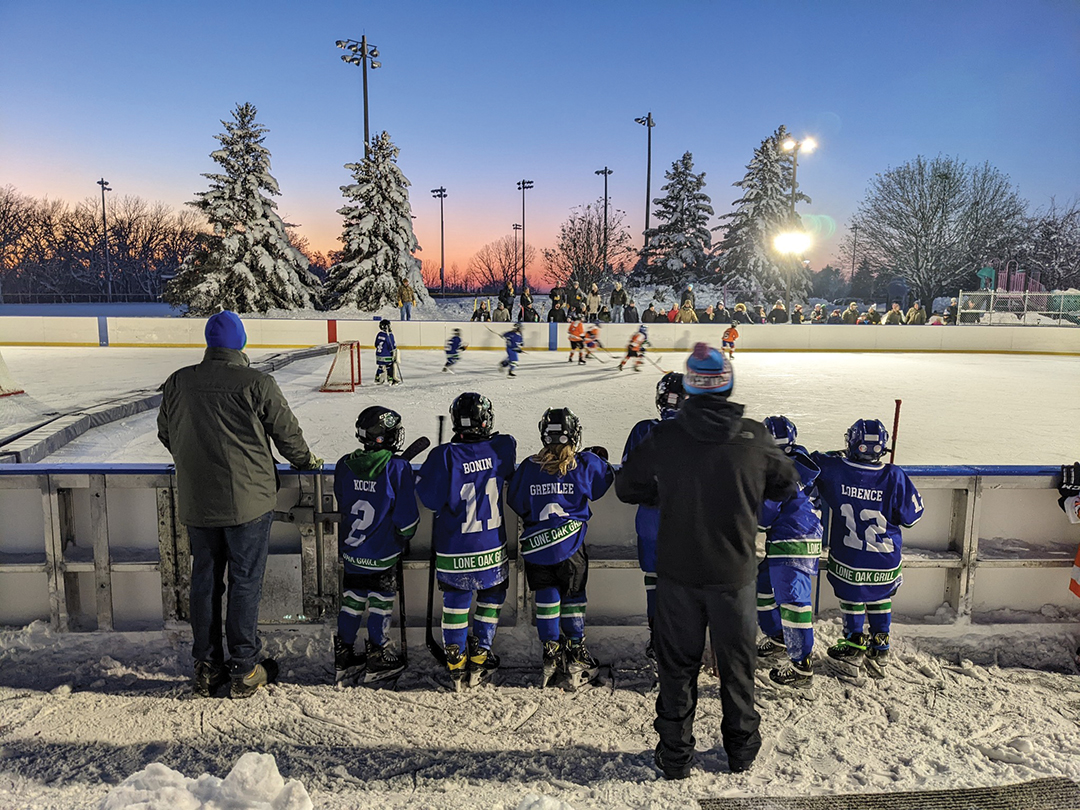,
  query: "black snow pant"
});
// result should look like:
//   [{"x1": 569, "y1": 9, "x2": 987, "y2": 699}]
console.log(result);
[{"x1": 653, "y1": 576, "x2": 761, "y2": 771}]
